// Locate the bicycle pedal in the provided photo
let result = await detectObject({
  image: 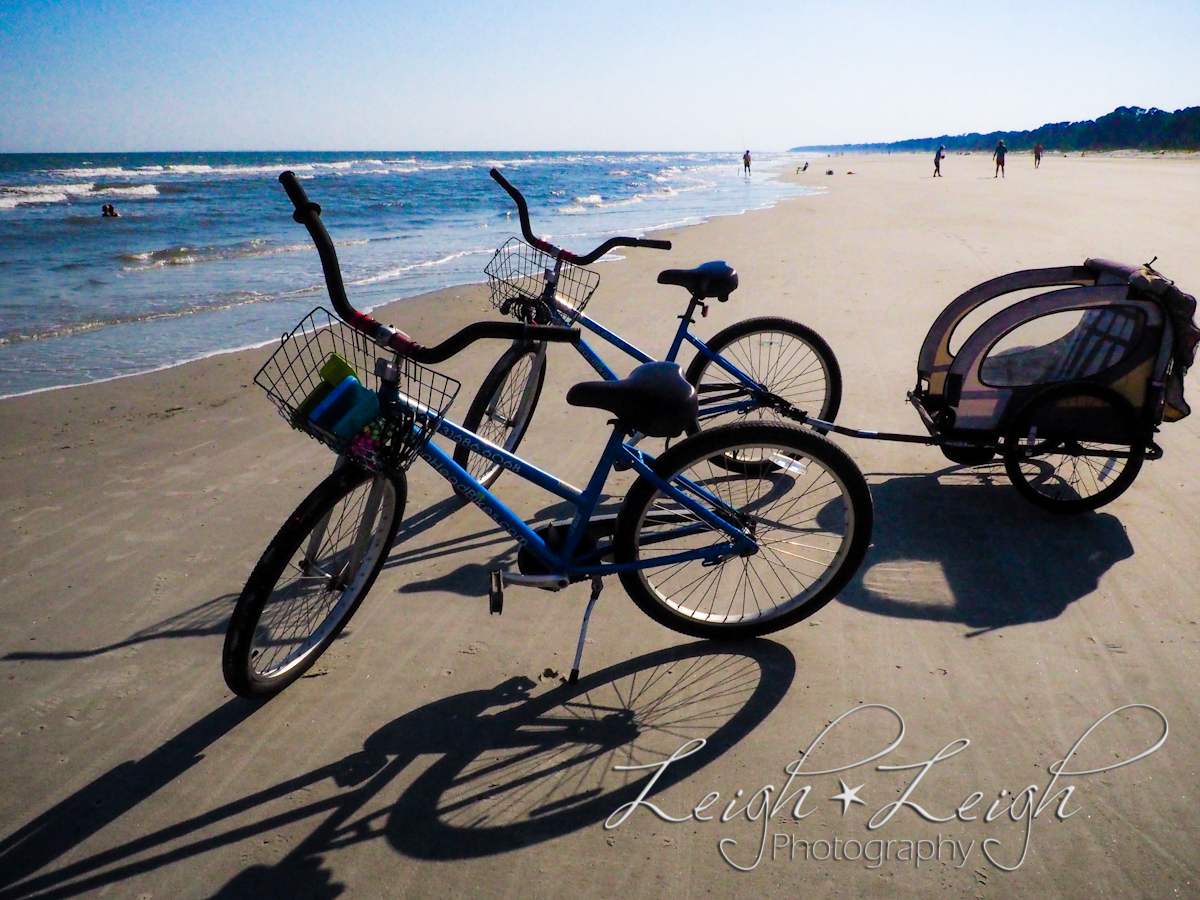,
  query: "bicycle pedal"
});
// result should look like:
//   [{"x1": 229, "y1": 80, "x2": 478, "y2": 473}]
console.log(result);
[{"x1": 489, "y1": 570, "x2": 503, "y2": 615}]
